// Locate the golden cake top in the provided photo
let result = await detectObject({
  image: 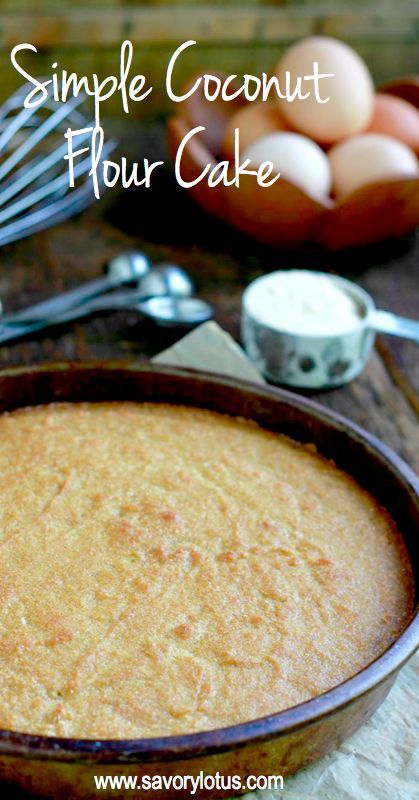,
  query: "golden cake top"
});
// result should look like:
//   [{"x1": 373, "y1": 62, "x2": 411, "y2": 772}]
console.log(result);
[{"x1": 0, "y1": 402, "x2": 413, "y2": 739}]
